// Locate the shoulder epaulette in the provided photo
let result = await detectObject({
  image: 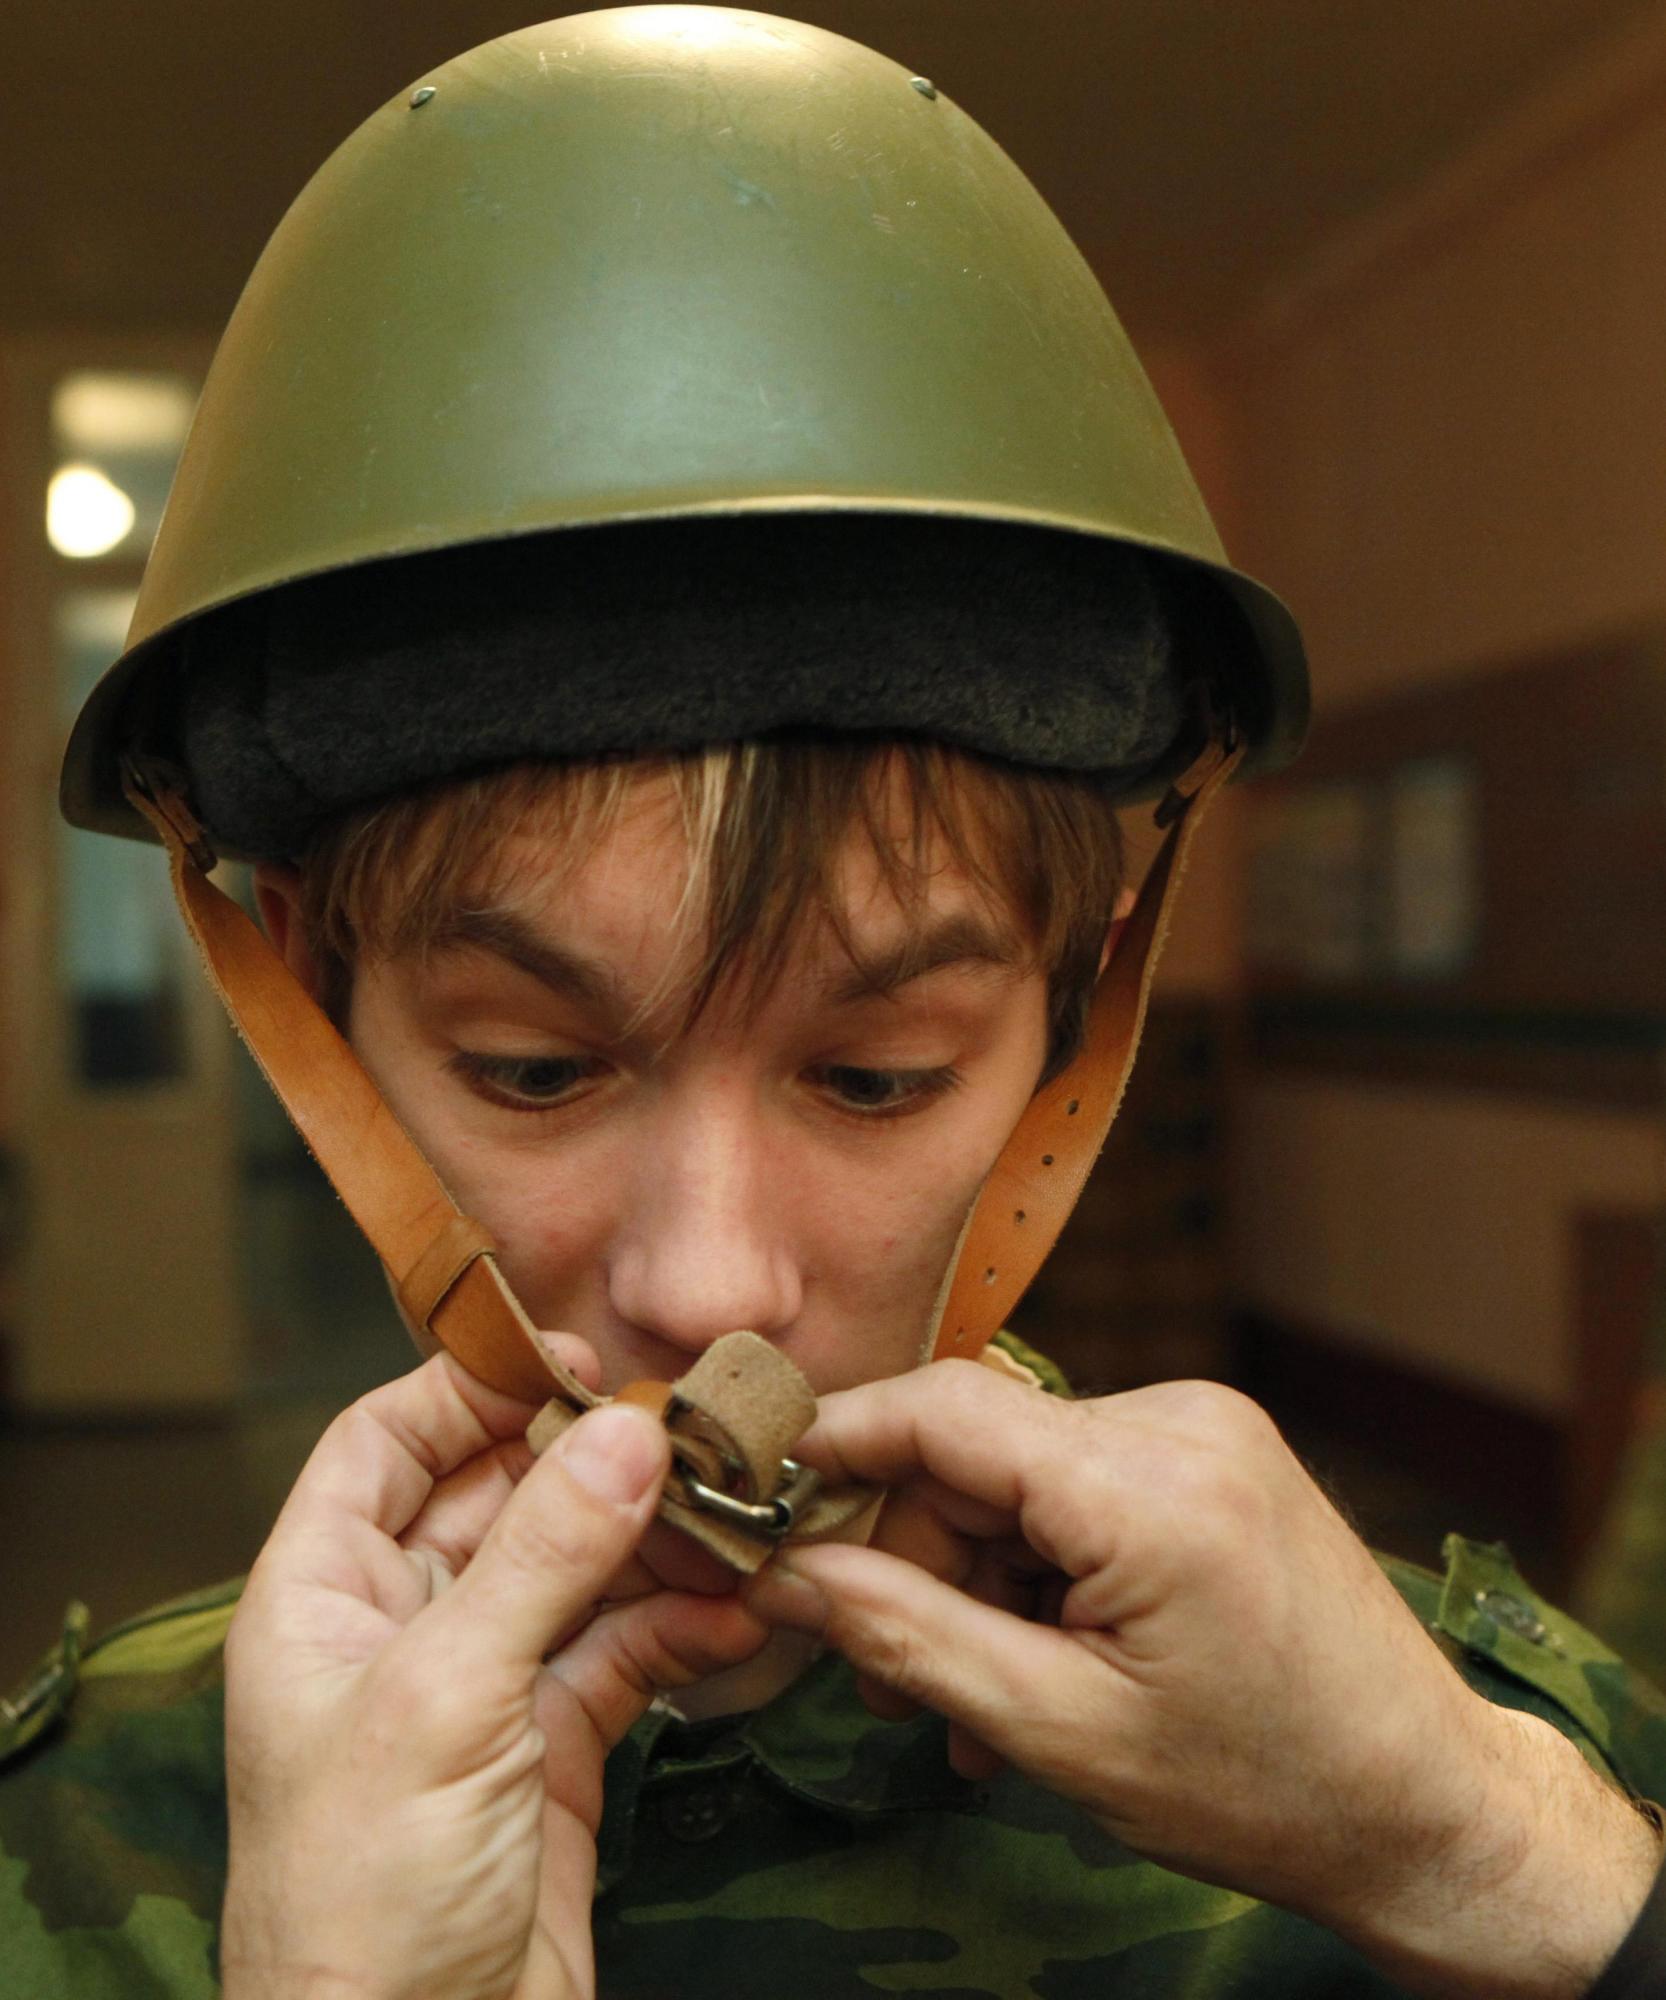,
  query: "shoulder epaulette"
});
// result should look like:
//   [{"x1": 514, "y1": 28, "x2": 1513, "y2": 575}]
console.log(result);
[{"x1": 0, "y1": 1576, "x2": 244, "y2": 1772}]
